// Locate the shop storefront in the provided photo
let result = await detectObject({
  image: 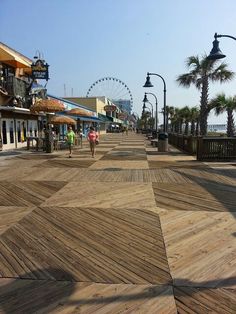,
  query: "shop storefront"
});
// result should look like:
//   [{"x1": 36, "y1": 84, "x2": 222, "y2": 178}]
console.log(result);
[
  {"x1": 0, "y1": 108, "x2": 39, "y2": 150},
  {"x1": 47, "y1": 95, "x2": 101, "y2": 138}
]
